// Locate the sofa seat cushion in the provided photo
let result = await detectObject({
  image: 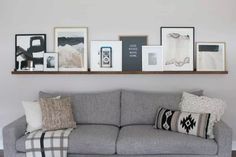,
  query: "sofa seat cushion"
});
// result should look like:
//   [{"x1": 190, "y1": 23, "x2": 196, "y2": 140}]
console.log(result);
[
  {"x1": 116, "y1": 125, "x2": 217, "y2": 155},
  {"x1": 16, "y1": 125, "x2": 119, "y2": 155}
]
